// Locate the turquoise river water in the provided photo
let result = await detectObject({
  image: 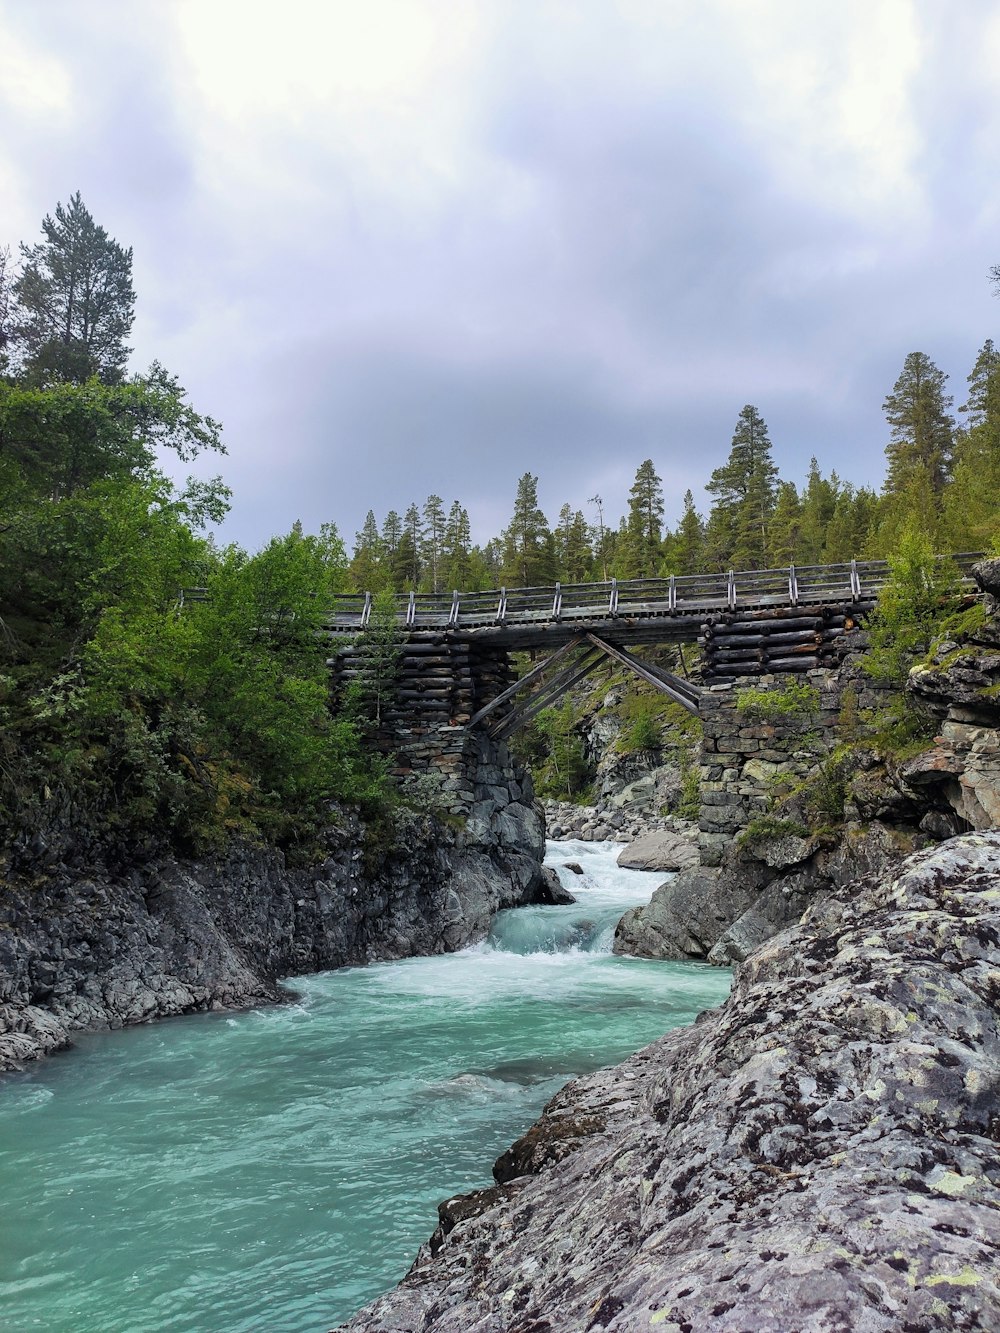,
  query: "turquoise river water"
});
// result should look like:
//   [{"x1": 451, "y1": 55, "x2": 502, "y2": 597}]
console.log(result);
[{"x1": 0, "y1": 840, "x2": 732, "y2": 1332}]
